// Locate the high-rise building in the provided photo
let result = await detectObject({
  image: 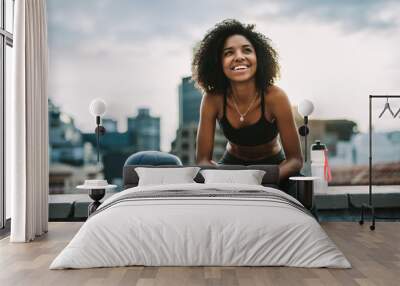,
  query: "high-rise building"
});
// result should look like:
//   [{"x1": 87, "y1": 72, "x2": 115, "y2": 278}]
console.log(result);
[
  {"x1": 48, "y1": 99, "x2": 102, "y2": 194},
  {"x1": 102, "y1": 118, "x2": 118, "y2": 132},
  {"x1": 172, "y1": 76, "x2": 227, "y2": 164},
  {"x1": 81, "y1": 108, "x2": 160, "y2": 185},
  {"x1": 179, "y1": 76, "x2": 202, "y2": 127},
  {"x1": 48, "y1": 99, "x2": 85, "y2": 166},
  {"x1": 306, "y1": 119, "x2": 358, "y2": 158},
  {"x1": 127, "y1": 108, "x2": 160, "y2": 151},
  {"x1": 292, "y1": 105, "x2": 359, "y2": 161}
]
